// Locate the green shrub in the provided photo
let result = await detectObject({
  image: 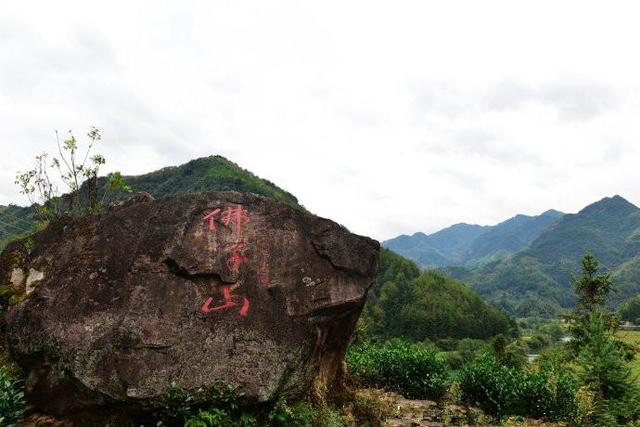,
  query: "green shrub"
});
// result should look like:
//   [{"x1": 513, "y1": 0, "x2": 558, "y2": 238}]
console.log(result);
[
  {"x1": 267, "y1": 400, "x2": 313, "y2": 427},
  {"x1": 444, "y1": 351, "x2": 464, "y2": 370},
  {"x1": 346, "y1": 340, "x2": 450, "y2": 400},
  {"x1": 456, "y1": 338, "x2": 487, "y2": 364},
  {"x1": 459, "y1": 354, "x2": 576, "y2": 421},
  {"x1": 184, "y1": 408, "x2": 232, "y2": 427},
  {"x1": 526, "y1": 333, "x2": 551, "y2": 352},
  {"x1": 154, "y1": 381, "x2": 242, "y2": 423},
  {"x1": 0, "y1": 368, "x2": 25, "y2": 427},
  {"x1": 435, "y1": 338, "x2": 458, "y2": 351}
]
